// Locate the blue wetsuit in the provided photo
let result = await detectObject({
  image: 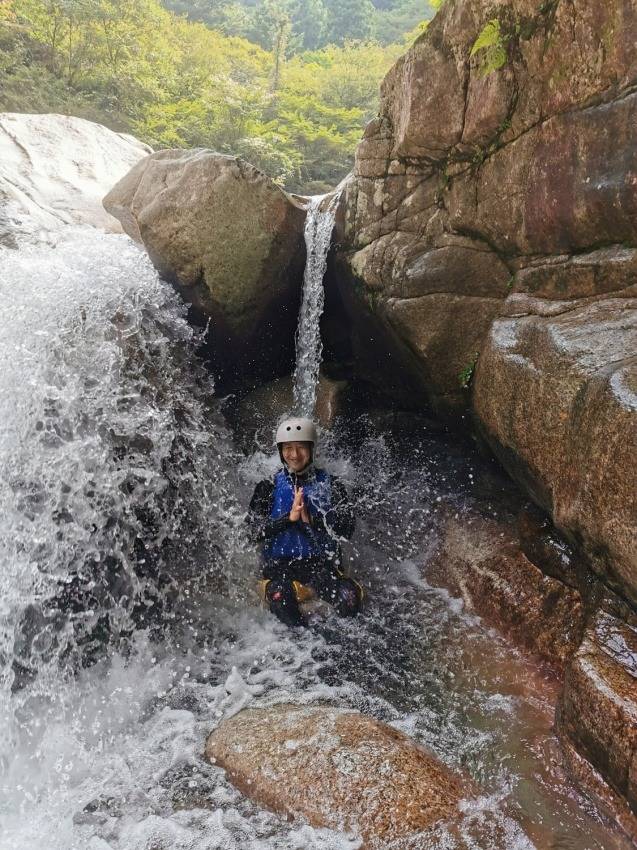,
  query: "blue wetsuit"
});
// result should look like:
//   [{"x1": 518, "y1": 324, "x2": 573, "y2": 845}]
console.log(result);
[{"x1": 248, "y1": 467, "x2": 360, "y2": 625}]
